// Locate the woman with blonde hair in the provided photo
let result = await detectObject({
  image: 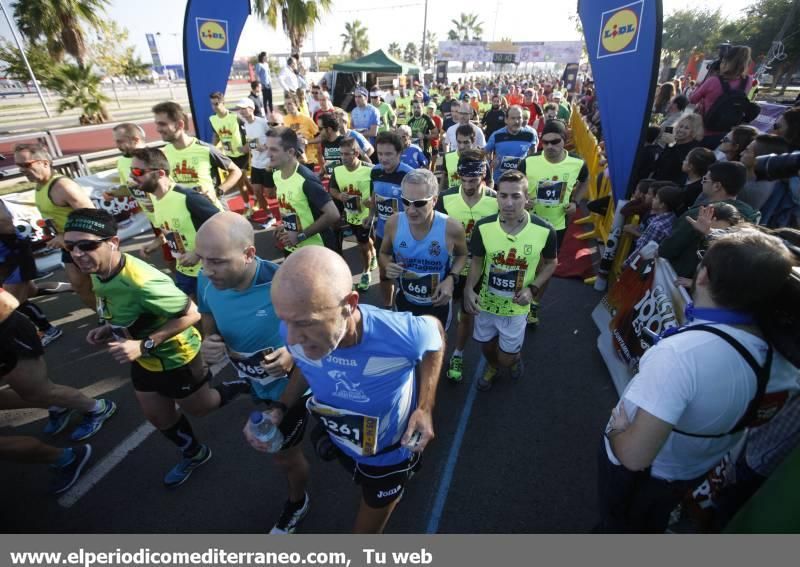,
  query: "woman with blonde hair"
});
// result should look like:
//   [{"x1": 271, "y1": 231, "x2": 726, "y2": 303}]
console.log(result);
[{"x1": 650, "y1": 114, "x2": 704, "y2": 183}]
